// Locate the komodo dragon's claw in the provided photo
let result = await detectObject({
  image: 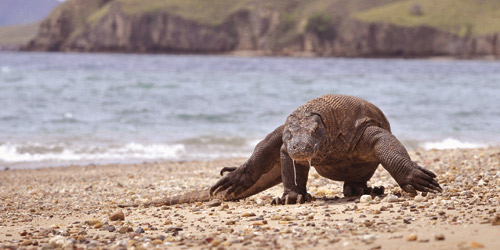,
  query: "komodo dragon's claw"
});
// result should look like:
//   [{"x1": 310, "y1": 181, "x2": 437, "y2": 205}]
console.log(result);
[
  {"x1": 271, "y1": 192, "x2": 313, "y2": 205},
  {"x1": 219, "y1": 167, "x2": 237, "y2": 176},
  {"x1": 400, "y1": 163, "x2": 443, "y2": 195}
]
